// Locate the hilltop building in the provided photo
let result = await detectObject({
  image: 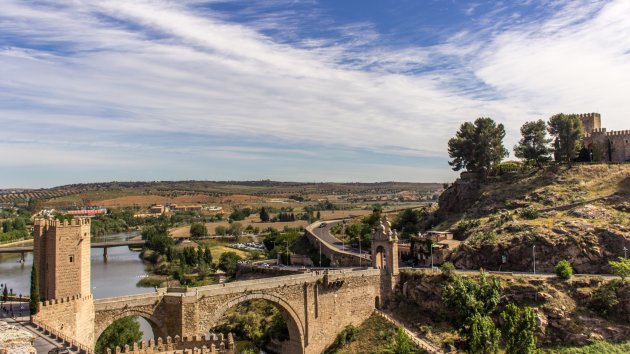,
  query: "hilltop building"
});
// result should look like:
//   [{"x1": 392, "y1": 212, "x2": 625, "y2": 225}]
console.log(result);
[{"x1": 579, "y1": 113, "x2": 630, "y2": 162}]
